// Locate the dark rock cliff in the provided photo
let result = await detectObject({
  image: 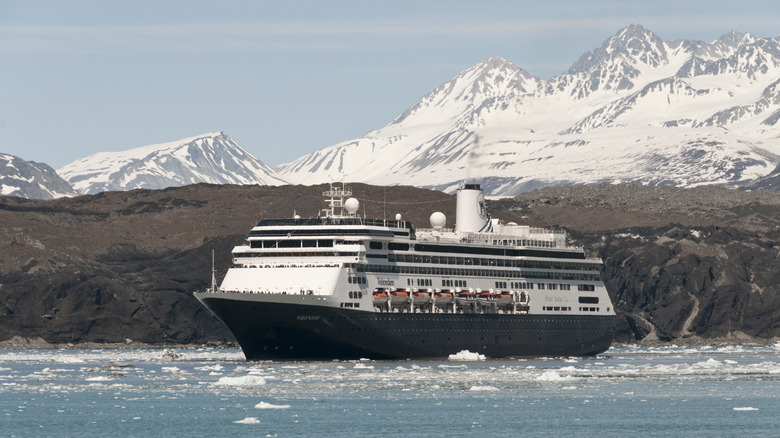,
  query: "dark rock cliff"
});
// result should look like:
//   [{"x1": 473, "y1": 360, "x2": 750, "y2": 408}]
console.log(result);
[{"x1": 1, "y1": 182, "x2": 778, "y2": 346}]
